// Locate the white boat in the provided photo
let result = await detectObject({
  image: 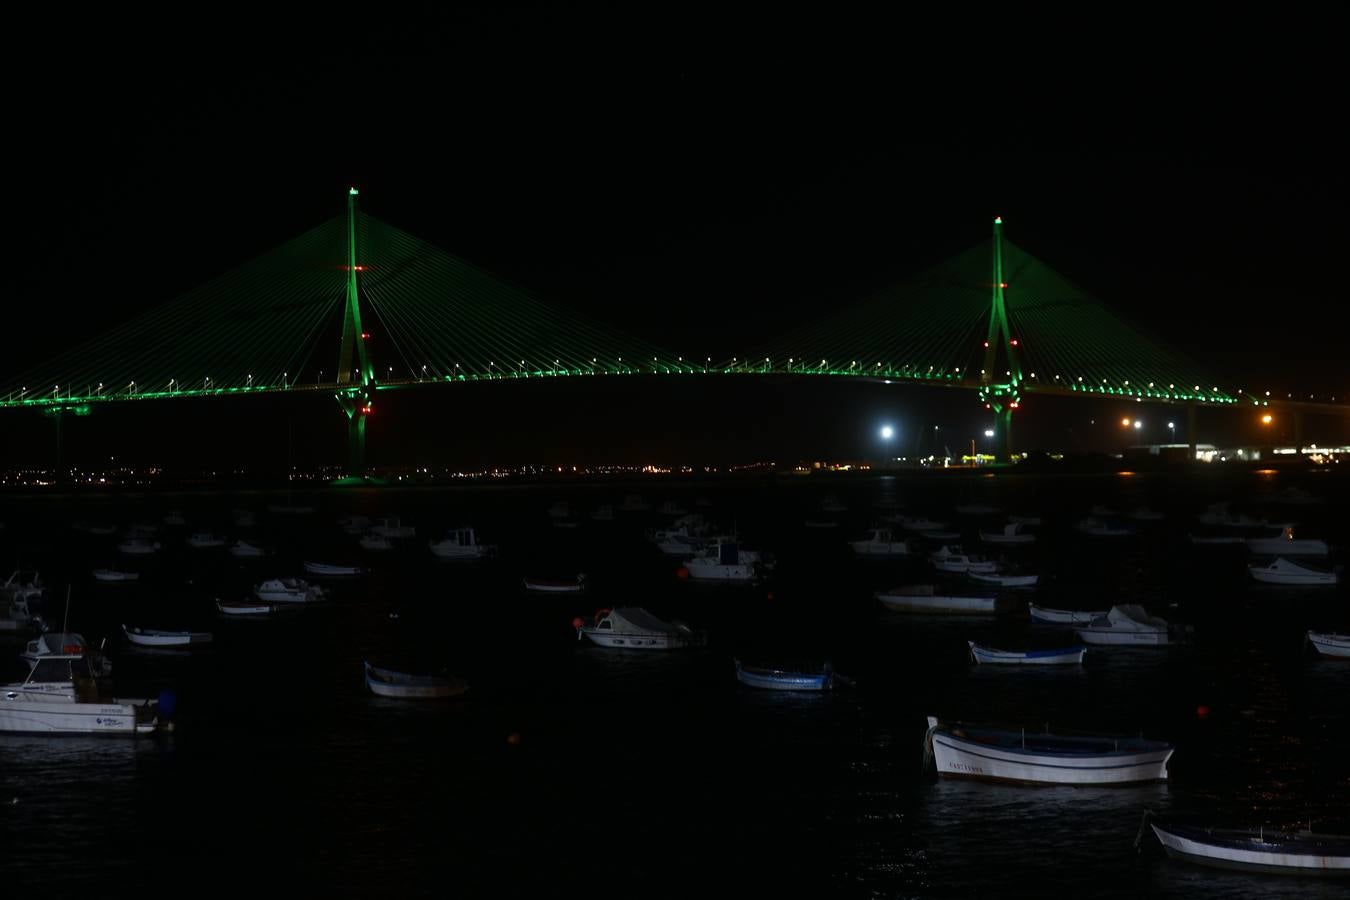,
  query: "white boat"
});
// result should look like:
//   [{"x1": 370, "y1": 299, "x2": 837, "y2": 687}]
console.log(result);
[
  {"x1": 1188, "y1": 534, "x2": 1246, "y2": 545},
  {"x1": 1075, "y1": 604, "x2": 1170, "y2": 646},
  {"x1": 523, "y1": 574, "x2": 587, "y2": 593},
  {"x1": 228, "y1": 540, "x2": 267, "y2": 559},
  {"x1": 92, "y1": 569, "x2": 139, "y2": 583},
  {"x1": 0, "y1": 595, "x2": 39, "y2": 633},
  {"x1": 925, "y1": 717, "x2": 1173, "y2": 785},
  {"x1": 930, "y1": 546, "x2": 997, "y2": 574},
  {"x1": 1249, "y1": 558, "x2": 1338, "y2": 586},
  {"x1": 980, "y1": 523, "x2": 1036, "y2": 545},
  {"x1": 1246, "y1": 527, "x2": 1330, "y2": 557},
  {"x1": 876, "y1": 585, "x2": 1016, "y2": 615},
  {"x1": 186, "y1": 532, "x2": 226, "y2": 549},
  {"x1": 850, "y1": 528, "x2": 913, "y2": 557},
  {"x1": 1307, "y1": 631, "x2": 1350, "y2": 658},
  {"x1": 359, "y1": 533, "x2": 395, "y2": 552},
  {"x1": 303, "y1": 561, "x2": 365, "y2": 577},
  {"x1": 968, "y1": 642, "x2": 1085, "y2": 665},
  {"x1": 118, "y1": 539, "x2": 161, "y2": 555},
  {"x1": 0, "y1": 639, "x2": 167, "y2": 735},
  {"x1": 681, "y1": 540, "x2": 763, "y2": 583},
  {"x1": 370, "y1": 516, "x2": 416, "y2": 539},
  {"x1": 1149, "y1": 820, "x2": 1350, "y2": 877},
  {"x1": 969, "y1": 570, "x2": 1039, "y2": 588},
  {"x1": 253, "y1": 578, "x2": 326, "y2": 604},
  {"x1": 919, "y1": 530, "x2": 962, "y2": 541},
  {"x1": 0, "y1": 570, "x2": 45, "y2": 603},
  {"x1": 1029, "y1": 604, "x2": 1108, "y2": 626},
  {"x1": 1197, "y1": 503, "x2": 1264, "y2": 527},
  {"x1": 734, "y1": 659, "x2": 849, "y2": 691},
  {"x1": 1076, "y1": 517, "x2": 1135, "y2": 537},
  {"x1": 428, "y1": 527, "x2": 493, "y2": 560},
  {"x1": 575, "y1": 607, "x2": 707, "y2": 649},
  {"x1": 122, "y1": 624, "x2": 213, "y2": 647},
  {"x1": 650, "y1": 520, "x2": 709, "y2": 555},
  {"x1": 364, "y1": 661, "x2": 469, "y2": 699},
  {"x1": 898, "y1": 516, "x2": 949, "y2": 532},
  {"x1": 216, "y1": 598, "x2": 277, "y2": 616}
]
